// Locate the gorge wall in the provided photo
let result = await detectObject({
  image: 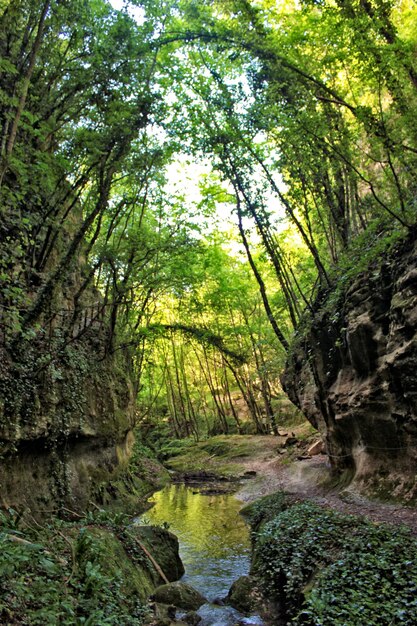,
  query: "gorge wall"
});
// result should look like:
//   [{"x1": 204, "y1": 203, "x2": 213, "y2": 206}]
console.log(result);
[
  {"x1": 0, "y1": 248, "x2": 137, "y2": 515},
  {"x1": 282, "y1": 232, "x2": 417, "y2": 501}
]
